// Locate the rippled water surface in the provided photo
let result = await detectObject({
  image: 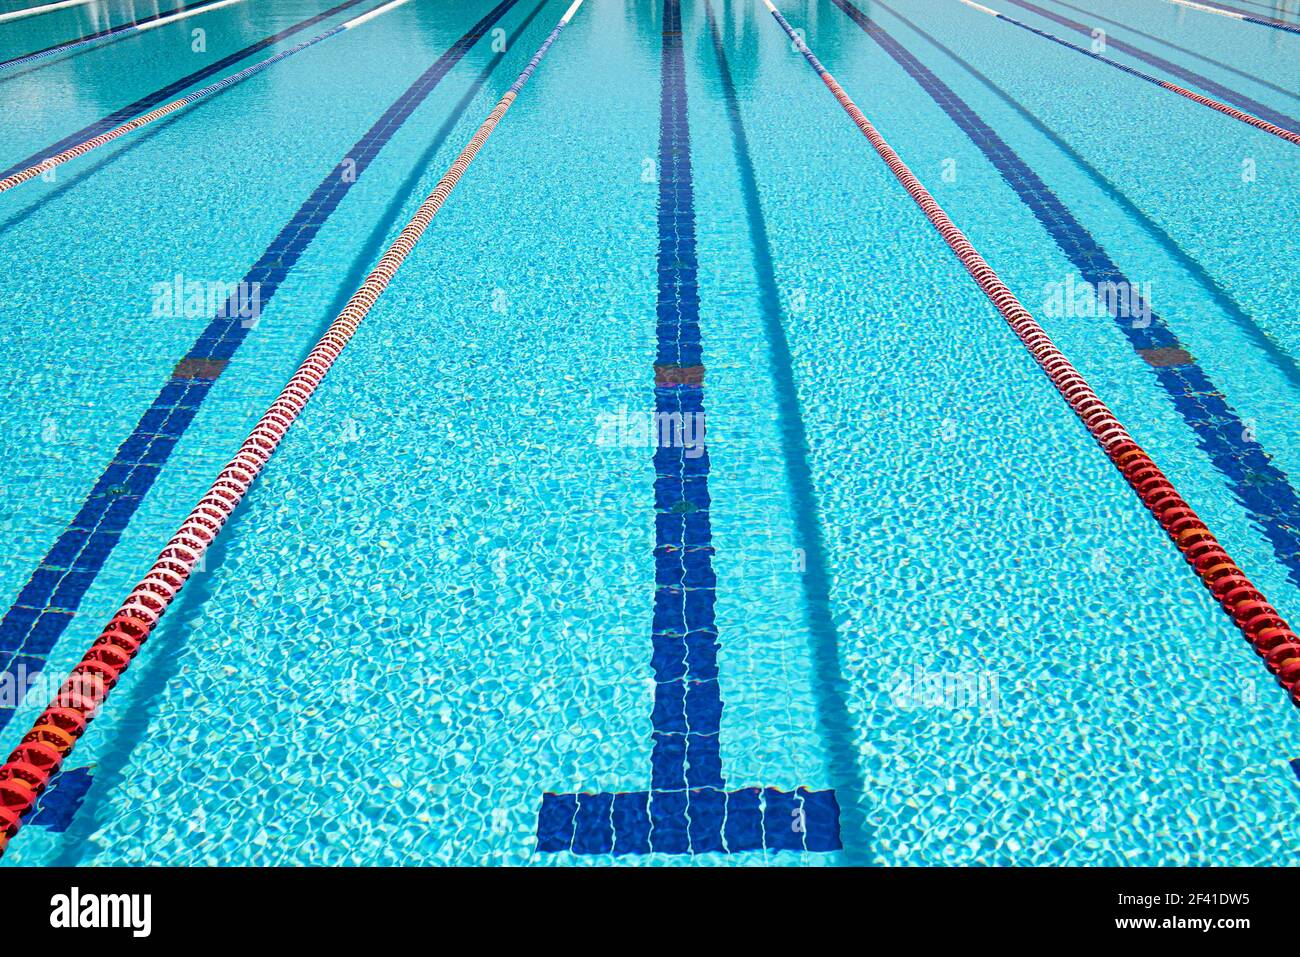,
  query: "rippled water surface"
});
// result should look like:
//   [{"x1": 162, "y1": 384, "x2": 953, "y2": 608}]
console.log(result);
[{"x1": 0, "y1": 0, "x2": 1297, "y2": 865}]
